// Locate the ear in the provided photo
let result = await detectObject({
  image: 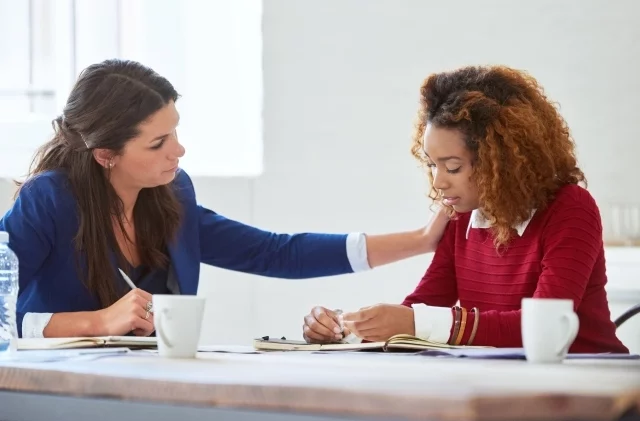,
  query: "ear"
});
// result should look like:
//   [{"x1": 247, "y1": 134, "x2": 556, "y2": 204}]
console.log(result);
[{"x1": 92, "y1": 148, "x2": 115, "y2": 169}]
